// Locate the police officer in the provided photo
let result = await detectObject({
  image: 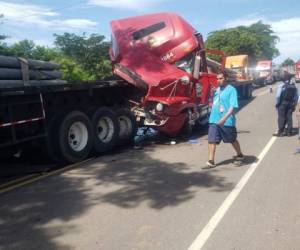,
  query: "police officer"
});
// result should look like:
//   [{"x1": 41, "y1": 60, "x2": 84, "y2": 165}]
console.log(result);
[{"x1": 274, "y1": 73, "x2": 299, "y2": 136}]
